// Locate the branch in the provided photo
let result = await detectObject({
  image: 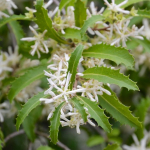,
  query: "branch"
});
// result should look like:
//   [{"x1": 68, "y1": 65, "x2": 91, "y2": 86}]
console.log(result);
[
  {"x1": 35, "y1": 131, "x2": 70, "y2": 150},
  {"x1": 28, "y1": 143, "x2": 32, "y2": 150},
  {"x1": 4, "y1": 129, "x2": 25, "y2": 143}
]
